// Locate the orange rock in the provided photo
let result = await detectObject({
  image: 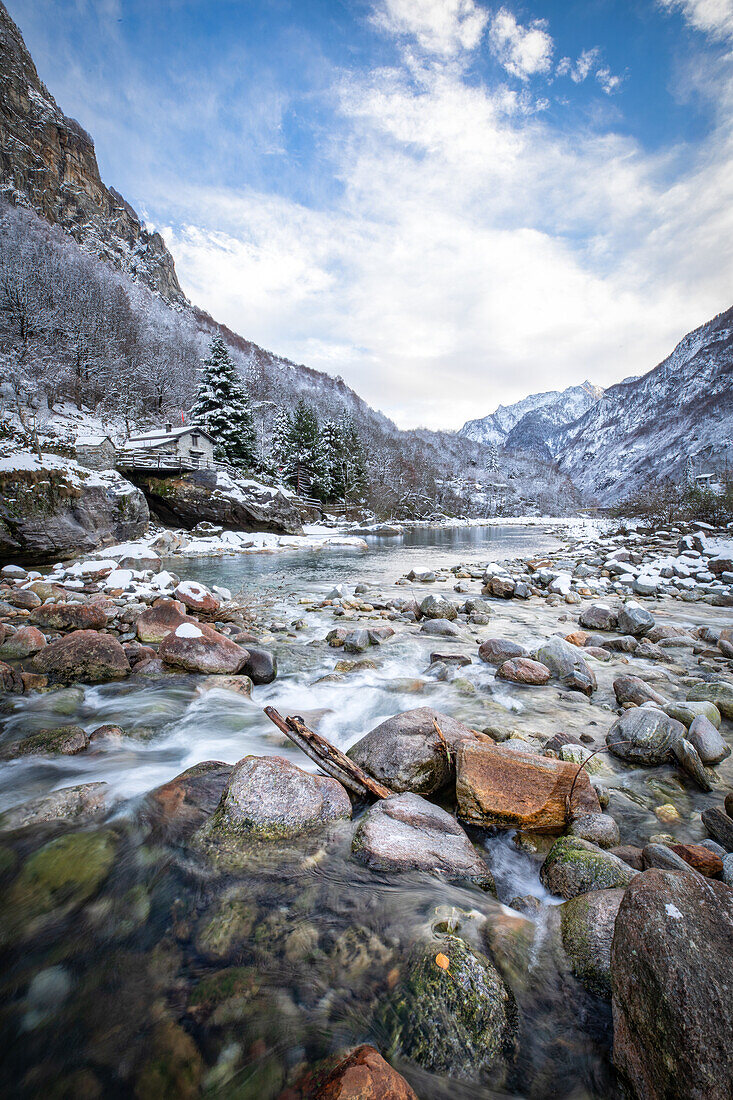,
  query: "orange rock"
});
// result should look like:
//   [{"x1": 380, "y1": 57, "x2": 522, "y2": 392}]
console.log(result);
[
  {"x1": 670, "y1": 843, "x2": 723, "y2": 877},
  {"x1": 312, "y1": 1045, "x2": 418, "y2": 1100},
  {"x1": 565, "y1": 630, "x2": 590, "y2": 647},
  {"x1": 456, "y1": 740, "x2": 600, "y2": 833}
]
